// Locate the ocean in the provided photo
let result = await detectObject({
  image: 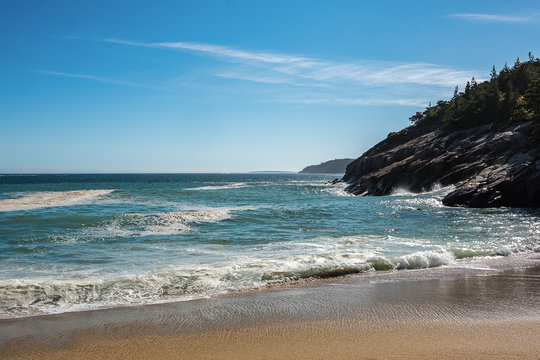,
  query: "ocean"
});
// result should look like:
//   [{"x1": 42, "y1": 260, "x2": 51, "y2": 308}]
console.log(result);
[{"x1": 1, "y1": 173, "x2": 539, "y2": 318}]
